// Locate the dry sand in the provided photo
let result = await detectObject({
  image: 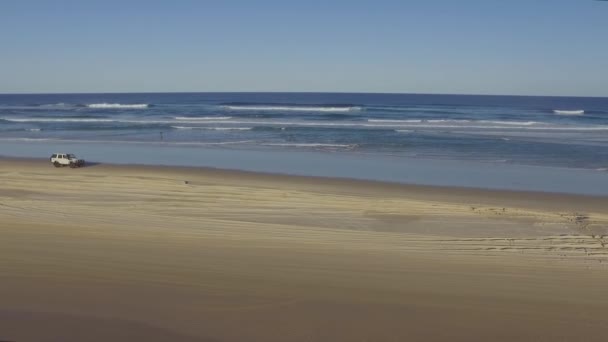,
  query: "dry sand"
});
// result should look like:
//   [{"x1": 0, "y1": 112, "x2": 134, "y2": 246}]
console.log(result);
[{"x1": 1, "y1": 157, "x2": 607, "y2": 342}]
